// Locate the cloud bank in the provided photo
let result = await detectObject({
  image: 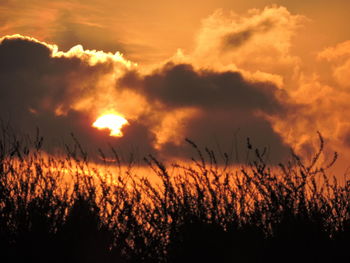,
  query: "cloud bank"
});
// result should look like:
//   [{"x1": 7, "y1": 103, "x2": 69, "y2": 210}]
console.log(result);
[
  {"x1": 0, "y1": 31, "x2": 292, "y2": 163},
  {"x1": 2, "y1": 5, "x2": 350, "y2": 169}
]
